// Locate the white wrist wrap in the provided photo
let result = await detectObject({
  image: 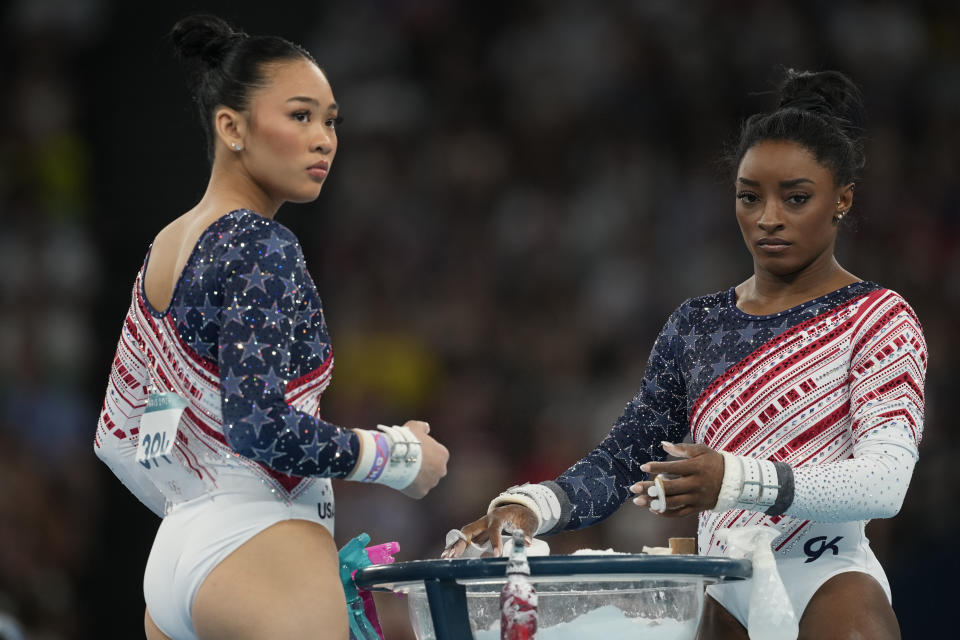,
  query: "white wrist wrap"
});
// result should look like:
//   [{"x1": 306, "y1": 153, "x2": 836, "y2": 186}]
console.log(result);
[
  {"x1": 488, "y1": 483, "x2": 562, "y2": 536},
  {"x1": 755, "y1": 459, "x2": 780, "y2": 508},
  {"x1": 713, "y1": 451, "x2": 744, "y2": 512},
  {"x1": 346, "y1": 425, "x2": 422, "y2": 490},
  {"x1": 376, "y1": 424, "x2": 423, "y2": 490},
  {"x1": 712, "y1": 452, "x2": 782, "y2": 513},
  {"x1": 739, "y1": 455, "x2": 763, "y2": 505}
]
